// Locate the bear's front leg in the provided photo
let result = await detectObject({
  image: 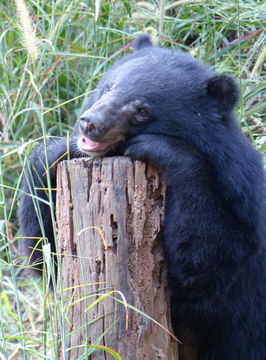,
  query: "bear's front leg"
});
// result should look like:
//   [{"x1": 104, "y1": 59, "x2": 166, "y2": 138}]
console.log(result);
[
  {"x1": 125, "y1": 133, "x2": 204, "y2": 183},
  {"x1": 18, "y1": 136, "x2": 80, "y2": 271},
  {"x1": 125, "y1": 134, "x2": 188, "y2": 170}
]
